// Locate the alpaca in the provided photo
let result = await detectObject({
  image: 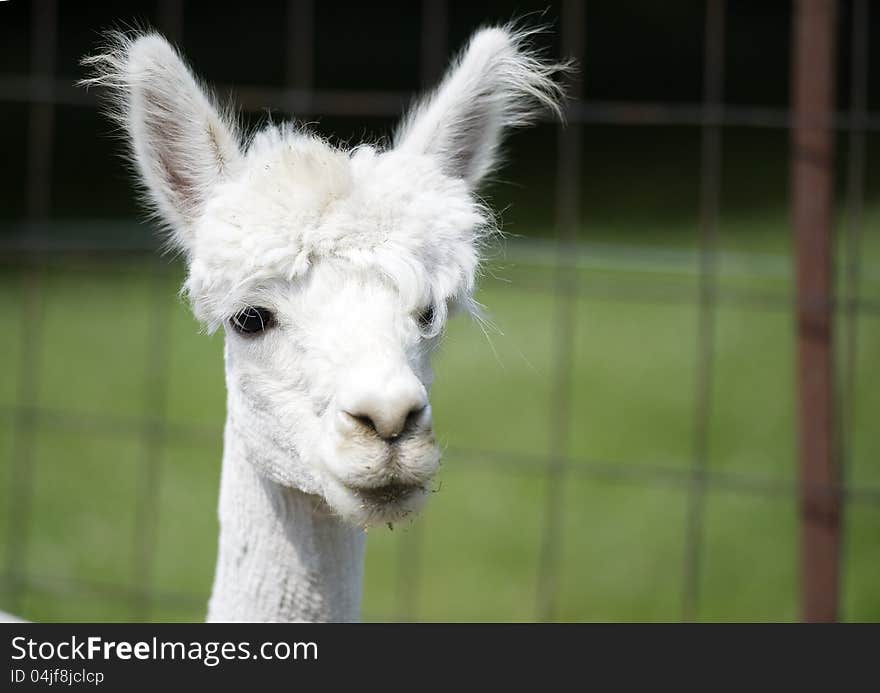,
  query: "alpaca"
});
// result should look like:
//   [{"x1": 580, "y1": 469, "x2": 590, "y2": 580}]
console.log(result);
[{"x1": 80, "y1": 26, "x2": 563, "y2": 622}]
